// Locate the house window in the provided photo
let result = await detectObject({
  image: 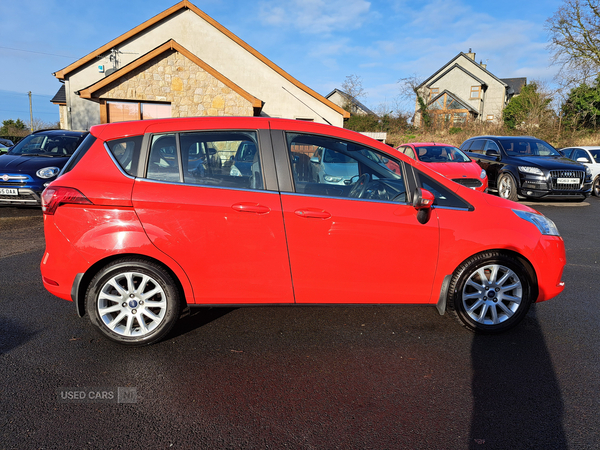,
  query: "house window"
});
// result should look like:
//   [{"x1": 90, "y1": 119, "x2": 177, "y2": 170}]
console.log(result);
[
  {"x1": 470, "y1": 86, "x2": 481, "y2": 99},
  {"x1": 486, "y1": 114, "x2": 494, "y2": 122},
  {"x1": 107, "y1": 101, "x2": 171, "y2": 123},
  {"x1": 430, "y1": 87, "x2": 439, "y2": 99}
]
